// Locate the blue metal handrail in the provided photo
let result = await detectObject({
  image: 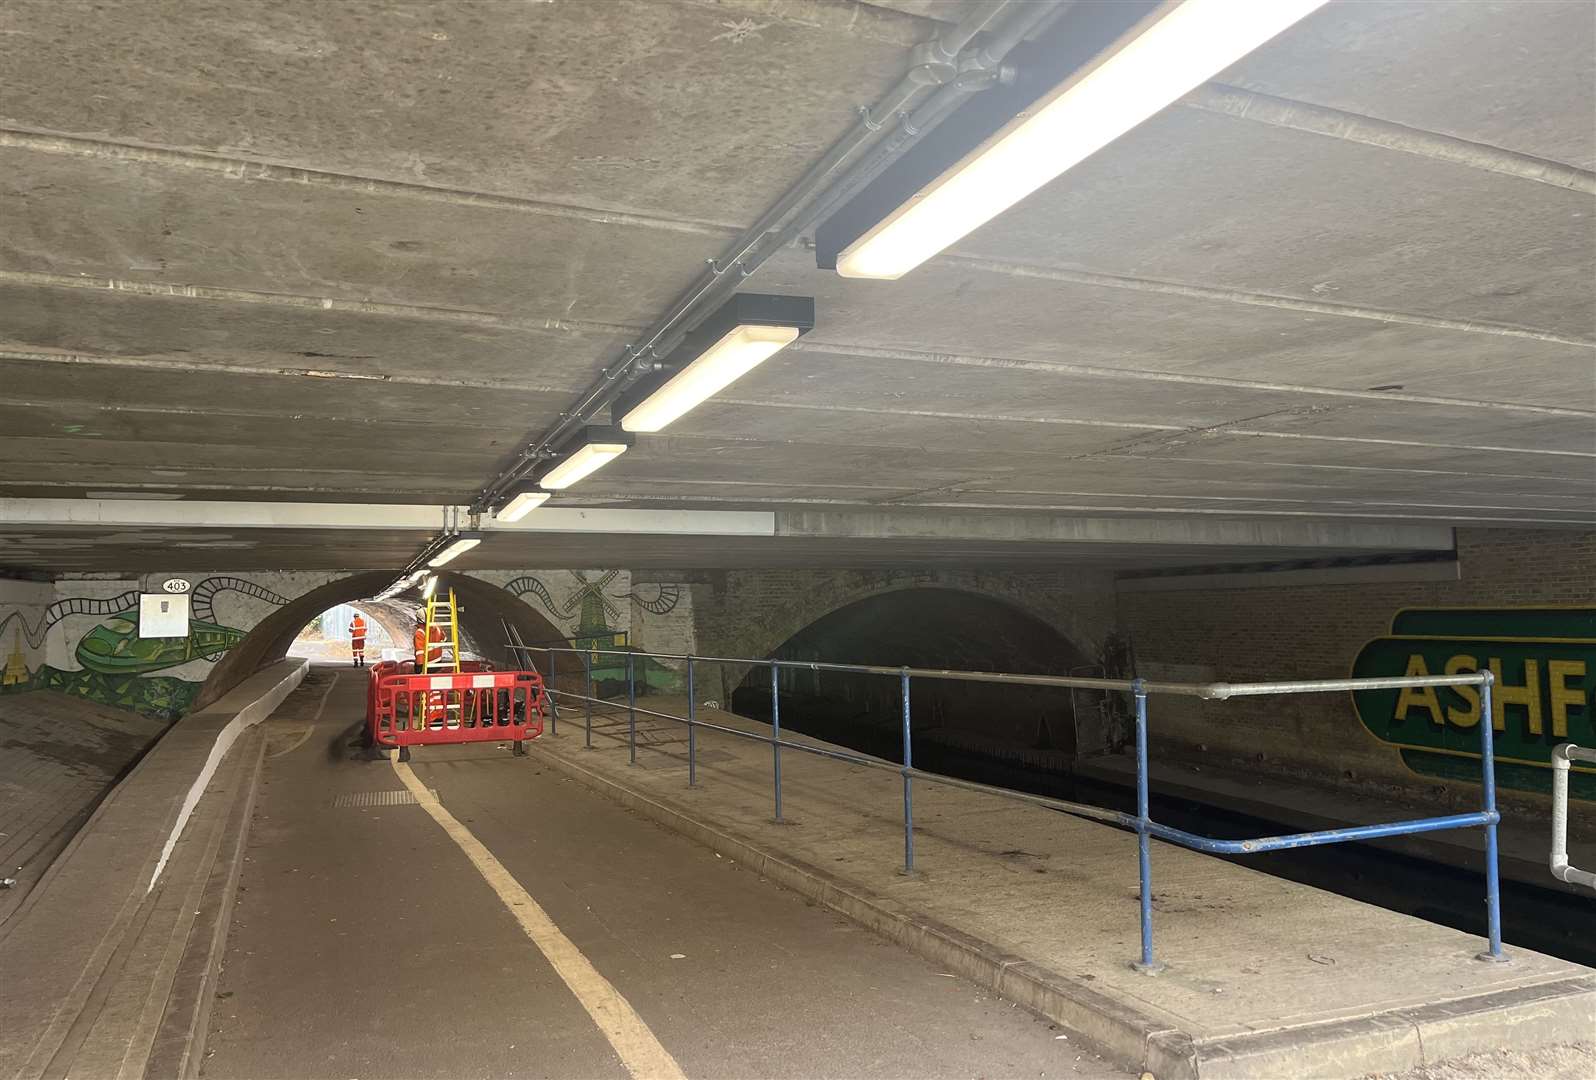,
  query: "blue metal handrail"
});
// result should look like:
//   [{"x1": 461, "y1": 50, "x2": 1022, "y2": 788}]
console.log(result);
[{"x1": 516, "y1": 643, "x2": 1506, "y2": 972}]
